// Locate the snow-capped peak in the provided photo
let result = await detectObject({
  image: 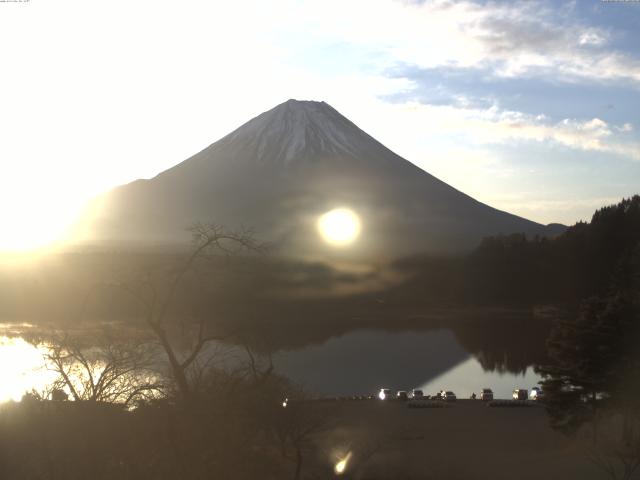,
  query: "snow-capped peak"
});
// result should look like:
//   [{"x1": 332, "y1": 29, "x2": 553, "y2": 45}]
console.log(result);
[{"x1": 217, "y1": 99, "x2": 385, "y2": 166}]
